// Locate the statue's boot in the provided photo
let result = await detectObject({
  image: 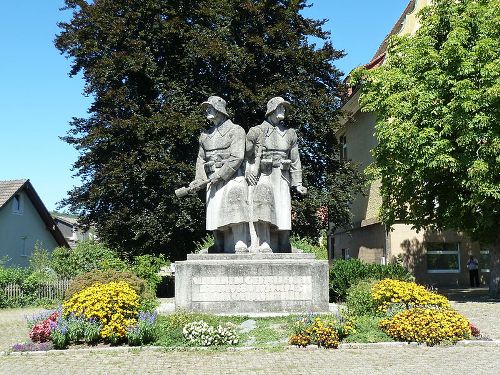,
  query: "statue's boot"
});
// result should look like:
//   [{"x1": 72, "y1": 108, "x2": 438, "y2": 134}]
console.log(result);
[
  {"x1": 235, "y1": 240, "x2": 249, "y2": 253},
  {"x1": 259, "y1": 242, "x2": 272, "y2": 253}
]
